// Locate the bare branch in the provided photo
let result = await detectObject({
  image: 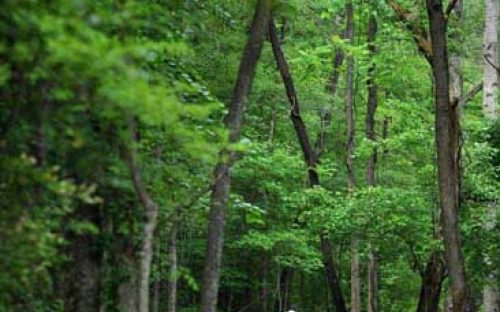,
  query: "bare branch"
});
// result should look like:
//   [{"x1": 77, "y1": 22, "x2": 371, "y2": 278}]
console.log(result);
[
  {"x1": 458, "y1": 82, "x2": 483, "y2": 107},
  {"x1": 386, "y1": 0, "x2": 432, "y2": 64},
  {"x1": 484, "y1": 54, "x2": 500, "y2": 73}
]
